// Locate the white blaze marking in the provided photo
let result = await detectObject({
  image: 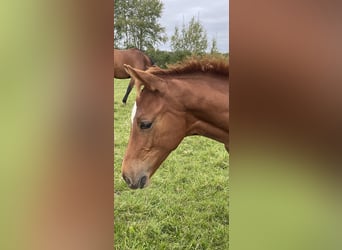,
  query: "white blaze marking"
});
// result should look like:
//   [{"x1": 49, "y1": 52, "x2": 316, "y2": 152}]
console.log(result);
[{"x1": 131, "y1": 102, "x2": 137, "y2": 124}]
